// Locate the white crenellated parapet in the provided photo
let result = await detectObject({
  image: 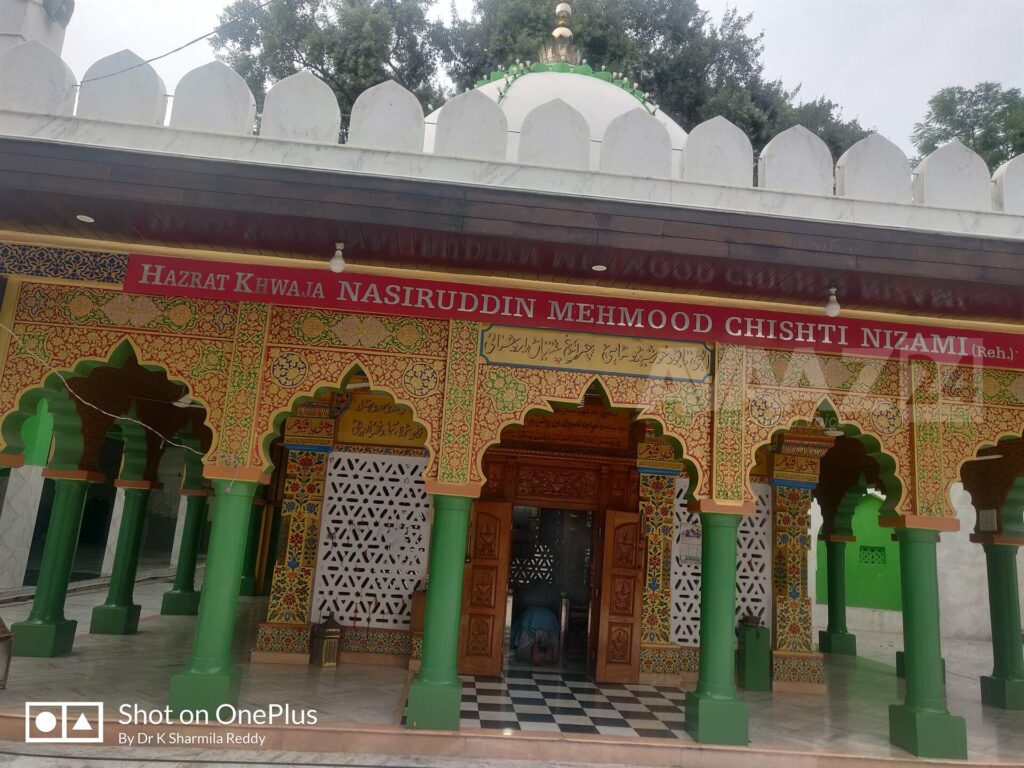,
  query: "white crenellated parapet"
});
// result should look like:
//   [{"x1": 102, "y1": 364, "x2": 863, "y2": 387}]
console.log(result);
[
  {"x1": 758, "y1": 124, "x2": 833, "y2": 196},
  {"x1": 433, "y1": 89, "x2": 507, "y2": 161},
  {"x1": 600, "y1": 108, "x2": 672, "y2": 178},
  {"x1": 518, "y1": 98, "x2": 590, "y2": 171},
  {"x1": 835, "y1": 133, "x2": 911, "y2": 203},
  {"x1": 260, "y1": 70, "x2": 340, "y2": 144},
  {"x1": 0, "y1": 38, "x2": 75, "y2": 115},
  {"x1": 913, "y1": 139, "x2": 991, "y2": 210},
  {"x1": 169, "y1": 61, "x2": 256, "y2": 136},
  {"x1": 76, "y1": 50, "x2": 167, "y2": 126},
  {"x1": 348, "y1": 80, "x2": 424, "y2": 153},
  {"x1": 992, "y1": 155, "x2": 1024, "y2": 215},
  {"x1": 1, "y1": 54, "x2": 1023, "y2": 229},
  {"x1": 681, "y1": 115, "x2": 752, "y2": 187},
  {"x1": 0, "y1": 0, "x2": 73, "y2": 56}
]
